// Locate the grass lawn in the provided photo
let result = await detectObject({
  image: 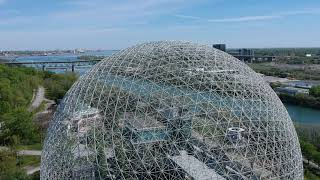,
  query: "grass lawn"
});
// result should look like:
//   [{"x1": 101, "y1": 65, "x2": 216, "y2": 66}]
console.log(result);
[
  {"x1": 16, "y1": 143, "x2": 42, "y2": 151},
  {"x1": 304, "y1": 169, "x2": 320, "y2": 180},
  {"x1": 17, "y1": 156, "x2": 41, "y2": 167}
]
